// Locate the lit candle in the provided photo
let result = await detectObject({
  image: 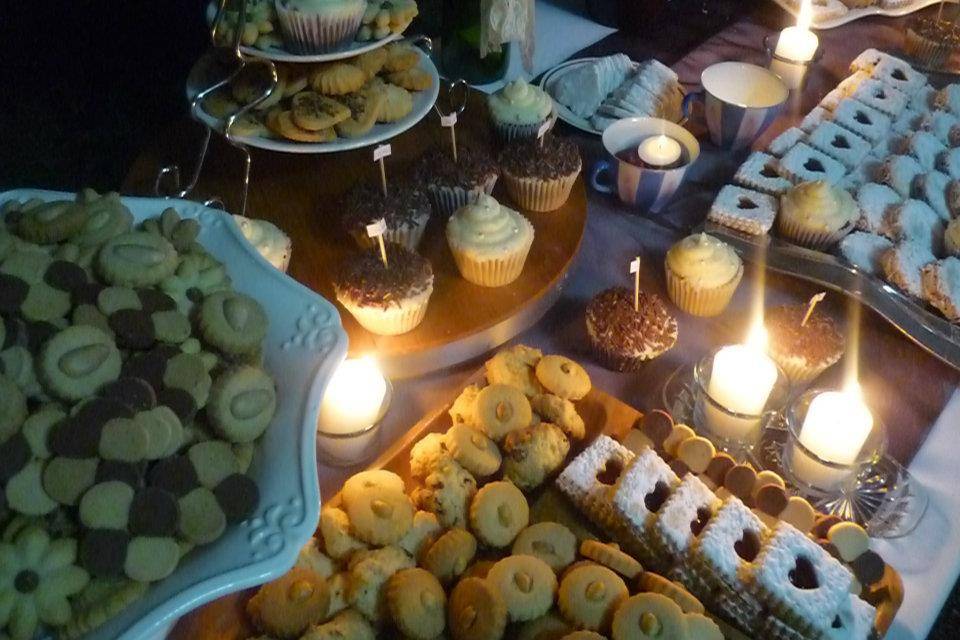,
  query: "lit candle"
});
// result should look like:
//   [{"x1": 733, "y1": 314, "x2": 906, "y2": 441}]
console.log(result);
[
  {"x1": 317, "y1": 357, "x2": 388, "y2": 464},
  {"x1": 704, "y1": 325, "x2": 779, "y2": 443},
  {"x1": 770, "y1": 0, "x2": 819, "y2": 90},
  {"x1": 637, "y1": 134, "x2": 682, "y2": 167},
  {"x1": 791, "y1": 386, "x2": 873, "y2": 490}
]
